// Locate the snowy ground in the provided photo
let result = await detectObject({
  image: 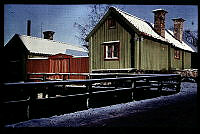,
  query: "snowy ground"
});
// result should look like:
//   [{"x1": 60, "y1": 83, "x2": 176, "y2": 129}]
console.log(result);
[{"x1": 6, "y1": 82, "x2": 197, "y2": 127}]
